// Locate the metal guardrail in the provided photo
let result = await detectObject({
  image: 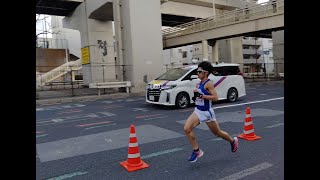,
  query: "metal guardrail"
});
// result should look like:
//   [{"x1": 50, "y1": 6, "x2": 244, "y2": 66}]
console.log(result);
[{"x1": 162, "y1": 0, "x2": 284, "y2": 39}]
